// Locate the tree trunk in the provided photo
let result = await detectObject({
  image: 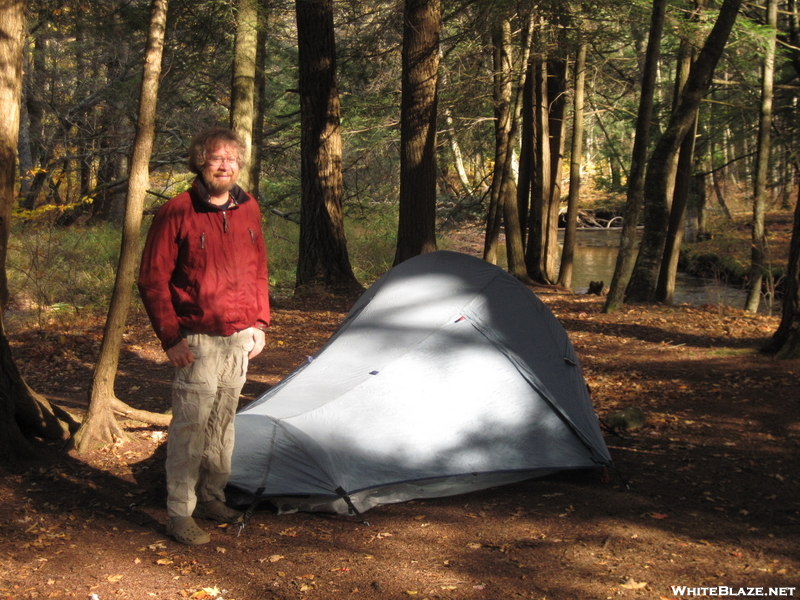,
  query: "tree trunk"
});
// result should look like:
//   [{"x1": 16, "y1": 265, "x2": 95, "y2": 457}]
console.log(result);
[
  {"x1": 495, "y1": 20, "x2": 527, "y2": 279},
  {"x1": 0, "y1": 0, "x2": 26, "y2": 463},
  {"x1": 603, "y1": 0, "x2": 667, "y2": 313},
  {"x1": 771, "y1": 166, "x2": 800, "y2": 358},
  {"x1": 483, "y1": 18, "x2": 526, "y2": 278},
  {"x1": 558, "y1": 41, "x2": 587, "y2": 290},
  {"x1": 230, "y1": 0, "x2": 259, "y2": 194},
  {"x1": 0, "y1": 330, "x2": 38, "y2": 463},
  {"x1": 0, "y1": 0, "x2": 75, "y2": 465},
  {"x1": 657, "y1": 22, "x2": 699, "y2": 304},
  {"x1": 0, "y1": 0, "x2": 24, "y2": 314},
  {"x1": 483, "y1": 22, "x2": 511, "y2": 266},
  {"x1": 394, "y1": 0, "x2": 440, "y2": 265},
  {"x1": 438, "y1": 47, "x2": 476, "y2": 205},
  {"x1": 517, "y1": 59, "x2": 534, "y2": 252},
  {"x1": 626, "y1": 0, "x2": 742, "y2": 303},
  {"x1": 769, "y1": 0, "x2": 800, "y2": 357},
  {"x1": 744, "y1": 0, "x2": 777, "y2": 313},
  {"x1": 656, "y1": 112, "x2": 698, "y2": 303},
  {"x1": 72, "y1": 0, "x2": 169, "y2": 453},
  {"x1": 295, "y1": 0, "x2": 361, "y2": 292},
  {"x1": 545, "y1": 53, "x2": 567, "y2": 283},
  {"x1": 248, "y1": 1, "x2": 268, "y2": 198},
  {"x1": 93, "y1": 4, "x2": 130, "y2": 223},
  {"x1": 525, "y1": 40, "x2": 553, "y2": 284}
]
